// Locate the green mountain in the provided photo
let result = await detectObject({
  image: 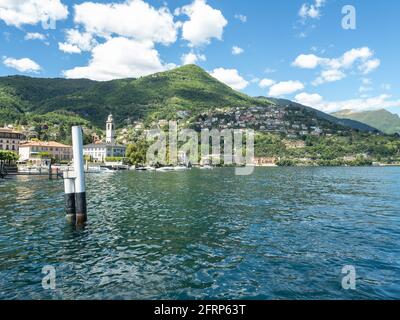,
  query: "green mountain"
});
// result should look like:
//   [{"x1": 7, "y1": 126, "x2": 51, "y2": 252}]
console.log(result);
[
  {"x1": 0, "y1": 65, "x2": 269, "y2": 127},
  {"x1": 0, "y1": 64, "x2": 382, "y2": 135},
  {"x1": 267, "y1": 98, "x2": 380, "y2": 133},
  {"x1": 332, "y1": 109, "x2": 400, "y2": 134}
]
